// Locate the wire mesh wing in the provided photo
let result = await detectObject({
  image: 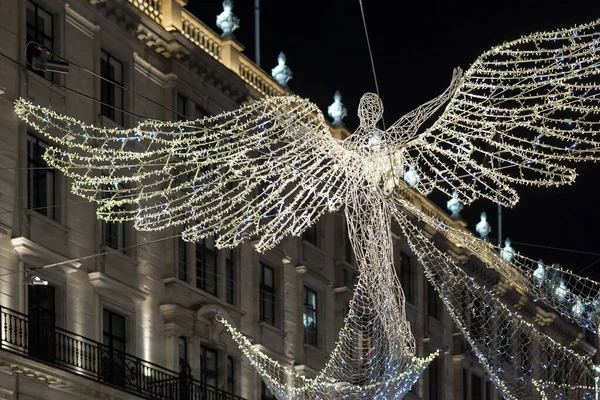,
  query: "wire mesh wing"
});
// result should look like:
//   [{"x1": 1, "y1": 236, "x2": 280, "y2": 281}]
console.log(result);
[
  {"x1": 400, "y1": 19, "x2": 600, "y2": 206},
  {"x1": 15, "y1": 97, "x2": 352, "y2": 252},
  {"x1": 390, "y1": 198, "x2": 597, "y2": 400}
]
